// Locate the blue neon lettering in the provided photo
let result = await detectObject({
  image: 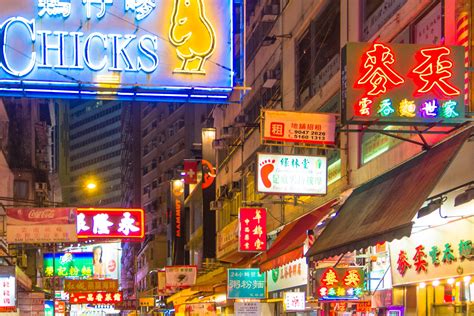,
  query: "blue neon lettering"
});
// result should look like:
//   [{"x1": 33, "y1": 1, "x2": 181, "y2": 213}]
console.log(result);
[
  {"x1": 0, "y1": 17, "x2": 36, "y2": 77},
  {"x1": 137, "y1": 35, "x2": 159, "y2": 73},
  {"x1": 38, "y1": 30, "x2": 67, "y2": 68},
  {"x1": 108, "y1": 34, "x2": 137, "y2": 71},
  {"x1": 84, "y1": 32, "x2": 108, "y2": 71}
]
